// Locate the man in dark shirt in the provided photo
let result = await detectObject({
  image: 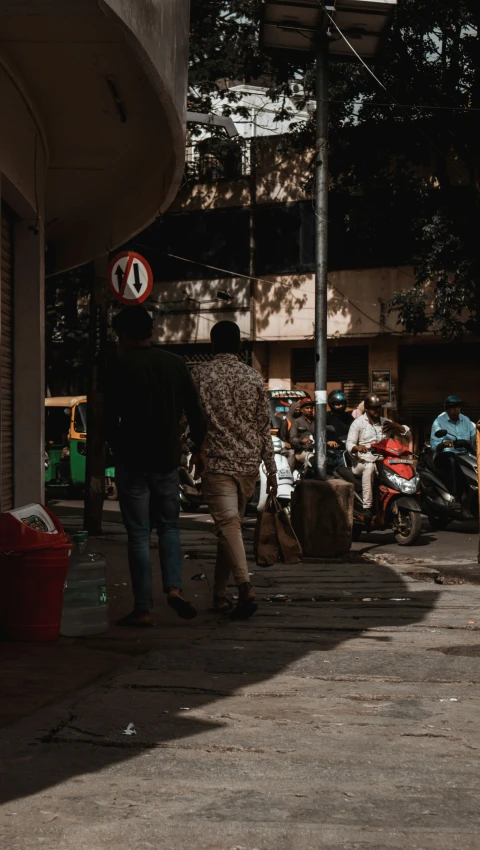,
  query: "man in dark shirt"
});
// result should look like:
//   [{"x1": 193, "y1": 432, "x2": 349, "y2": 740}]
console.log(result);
[
  {"x1": 326, "y1": 390, "x2": 354, "y2": 445},
  {"x1": 289, "y1": 398, "x2": 315, "y2": 464},
  {"x1": 105, "y1": 306, "x2": 206, "y2": 627}
]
